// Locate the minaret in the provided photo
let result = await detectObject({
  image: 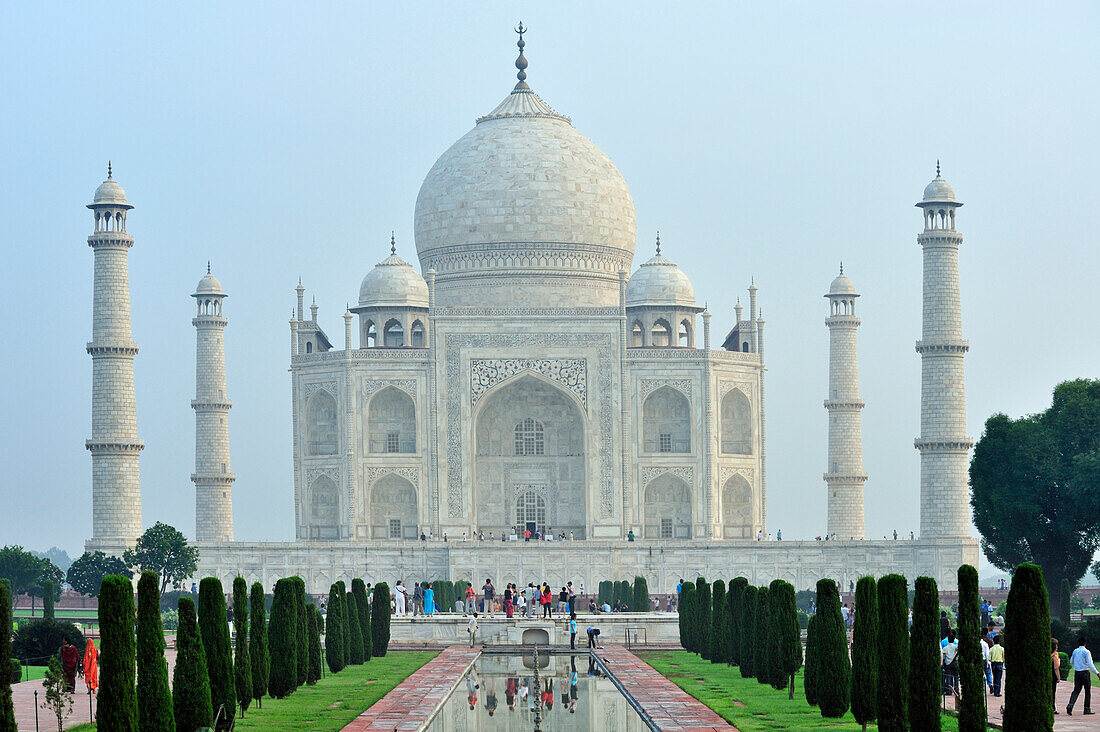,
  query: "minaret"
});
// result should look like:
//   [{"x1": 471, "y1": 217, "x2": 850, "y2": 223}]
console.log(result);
[
  {"x1": 824, "y1": 264, "x2": 867, "y2": 539},
  {"x1": 192, "y1": 265, "x2": 234, "y2": 542},
  {"x1": 86, "y1": 164, "x2": 143, "y2": 552},
  {"x1": 915, "y1": 164, "x2": 972, "y2": 538}
]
